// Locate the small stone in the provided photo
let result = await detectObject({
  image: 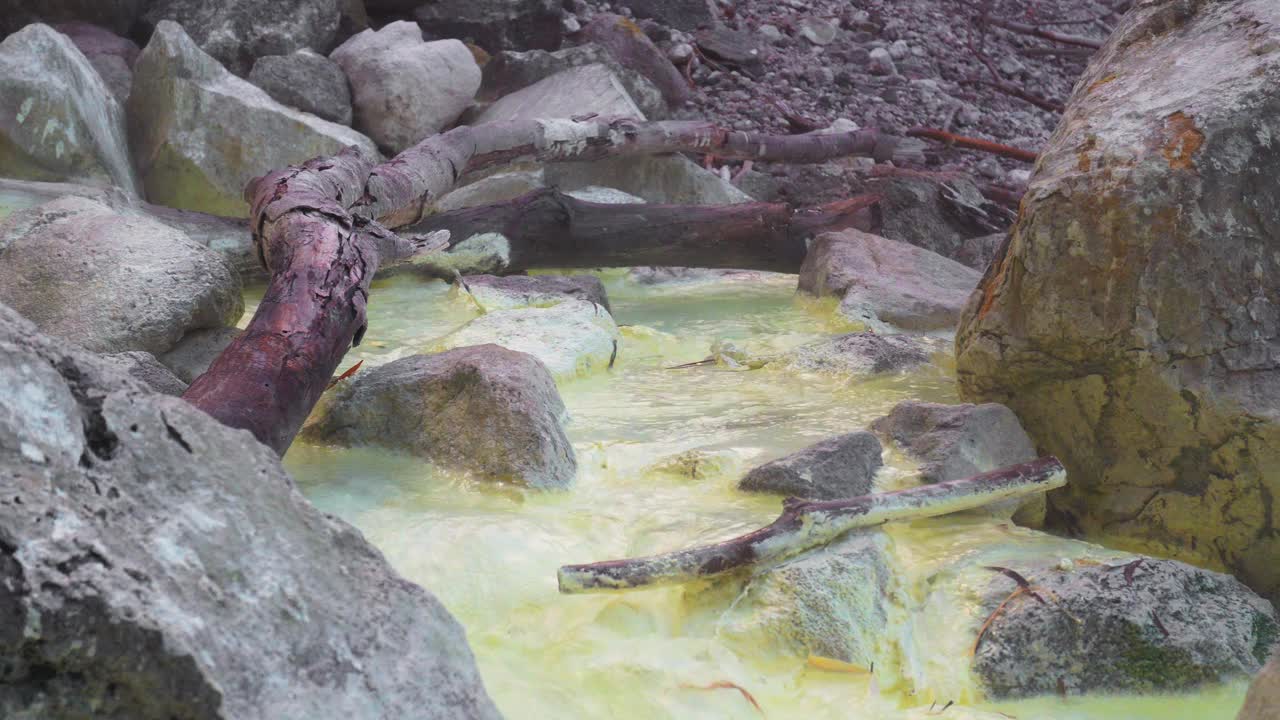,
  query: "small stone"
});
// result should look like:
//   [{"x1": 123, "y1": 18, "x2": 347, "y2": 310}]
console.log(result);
[
  {"x1": 888, "y1": 39, "x2": 910, "y2": 59},
  {"x1": 798, "y1": 17, "x2": 838, "y2": 46},
  {"x1": 738, "y1": 431, "x2": 883, "y2": 500},
  {"x1": 667, "y1": 41, "x2": 693, "y2": 63},
  {"x1": 867, "y1": 46, "x2": 896, "y2": 76},
  {"x1": 561, "y1": 14, "x2": 581, "y2": 34}
]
